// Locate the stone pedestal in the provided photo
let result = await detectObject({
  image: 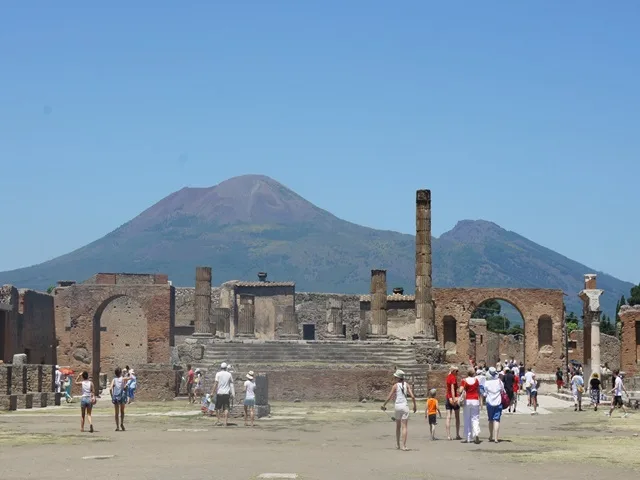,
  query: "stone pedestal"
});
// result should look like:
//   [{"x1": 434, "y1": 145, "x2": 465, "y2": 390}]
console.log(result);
[
  {"x1": 212, "y1": 308, "x2": 230, "y2": 338},
  {"x1": 279, "y1": 305, "x2": 299, "y2": 339},
  {"x1": 415, "y1": 189, "x2": 435, "y2": 339},
  {"x1": 369, "y1": 270, "x2": 388, "y2": 338},
  {"x1": 194, "y1": 266, "x2": 213, "y2": 336},
  {"x1": 326, "y1": 299, "x2": 344, "y2": 339},
  {"x1": 237, "y1": 295, "x2": 256, "y2": 337}
]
